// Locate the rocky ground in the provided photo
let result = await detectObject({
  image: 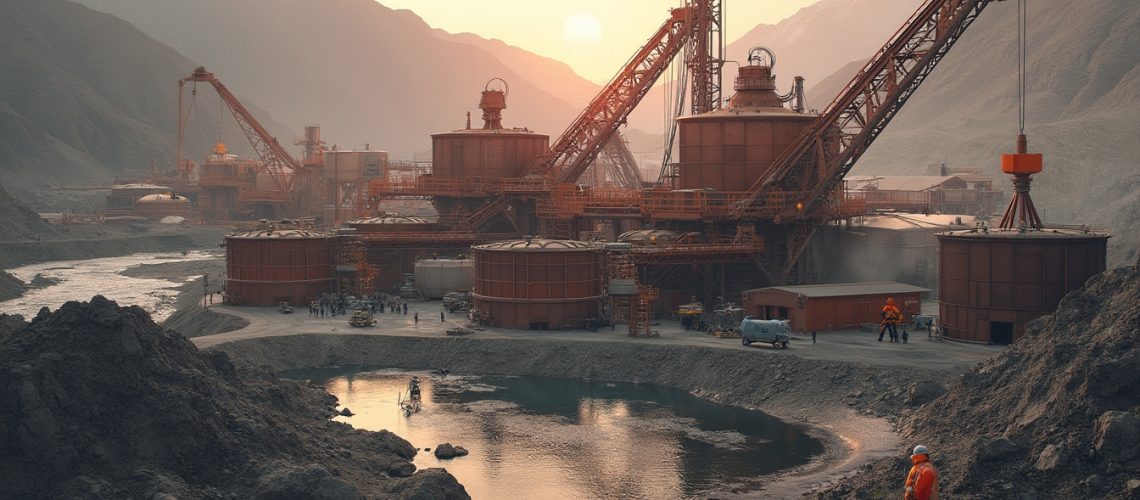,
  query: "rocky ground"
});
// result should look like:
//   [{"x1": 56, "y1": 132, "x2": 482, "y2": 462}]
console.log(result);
[
  {"x1": 0, "y1": 296, "x2": 469, "y2": 499},
  {"x1": 814, "y1": 257, "x2": 1140, "y2": 499},
  {"x1": 0, "y1": 271, "x2": 24, "y2": 302}
]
